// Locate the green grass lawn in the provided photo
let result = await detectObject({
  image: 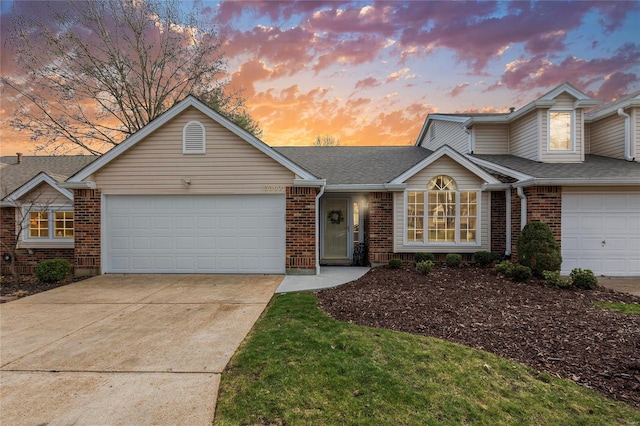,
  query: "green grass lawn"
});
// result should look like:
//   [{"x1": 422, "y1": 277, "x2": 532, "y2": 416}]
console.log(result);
[
  {"x1": 214, "y1": 293, "x2": 640, "y2": 425},
  {"x1": 594, "y1": 301, "x2": 640, "y2": 315}
]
